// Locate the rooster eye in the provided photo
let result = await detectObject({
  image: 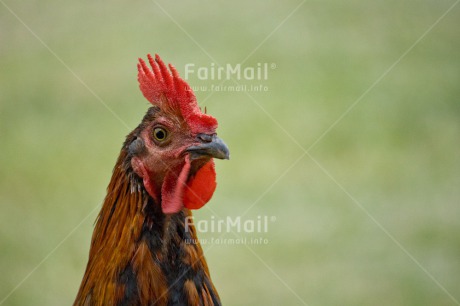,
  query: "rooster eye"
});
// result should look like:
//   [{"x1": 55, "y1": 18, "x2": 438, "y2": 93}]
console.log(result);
[{"x1": 153, "y1": 127, "x2": 168, "y2": 142}]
